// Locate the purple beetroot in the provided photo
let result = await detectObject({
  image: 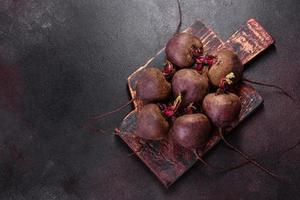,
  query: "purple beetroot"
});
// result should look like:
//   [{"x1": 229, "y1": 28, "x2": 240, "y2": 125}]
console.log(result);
[
  {"x1": 166, "y1": 32, "x2": 203, "y2": 68},
  {"x1": 136, "y1": 67, "x2": 171, "y2": 103},
  {"x1": 172, "y1": 69, "x2": 209, "y2": 107},
  {"x1": 136, "y1": 104, "x2": 169, "y2": 140}
]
